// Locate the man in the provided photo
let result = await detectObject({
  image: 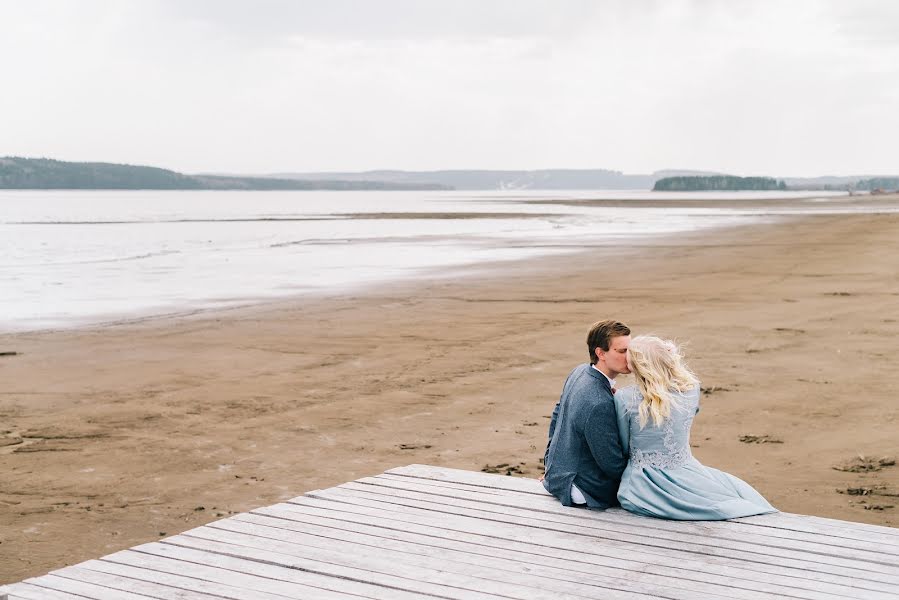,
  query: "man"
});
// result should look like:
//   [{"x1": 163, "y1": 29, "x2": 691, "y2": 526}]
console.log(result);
[{"x1": 542, "y1": 320, "x2": 631, "y2": 508}]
